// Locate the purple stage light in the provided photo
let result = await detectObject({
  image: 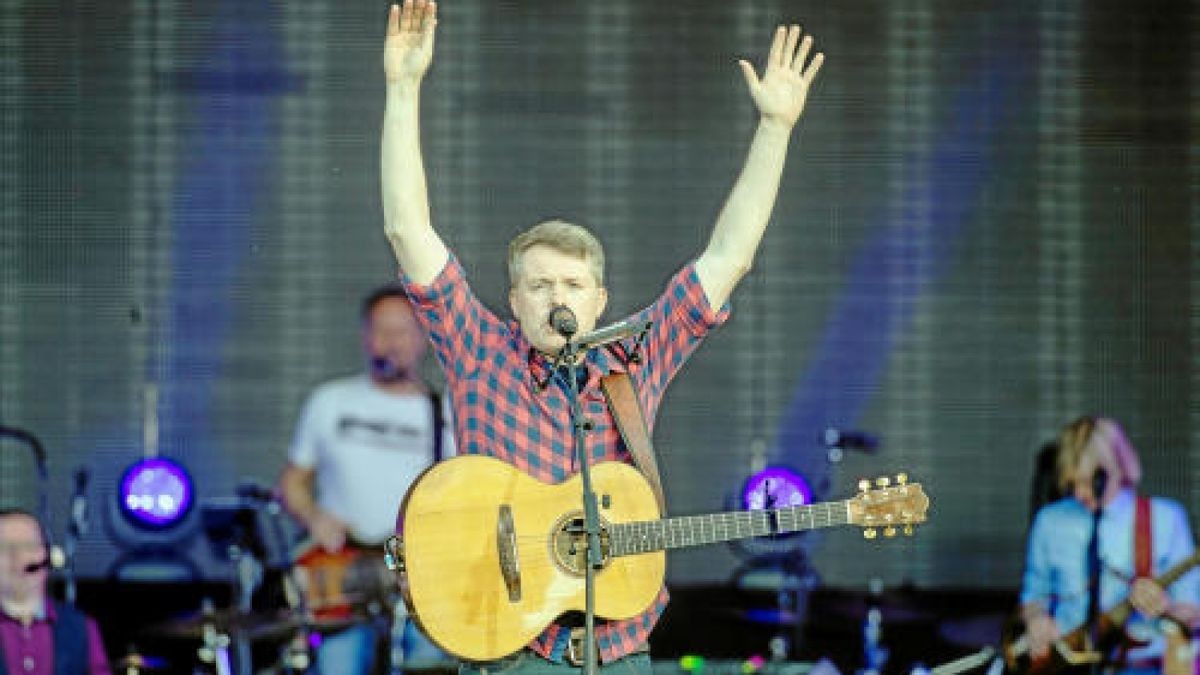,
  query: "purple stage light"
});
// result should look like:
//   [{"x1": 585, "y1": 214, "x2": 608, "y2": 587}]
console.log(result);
[
  {"x1": 118, "y1": 458, "x2": 194, "y2": 529},
  {"x1": 741, "y1": 466, "x2": 812, "y2": 511}
]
